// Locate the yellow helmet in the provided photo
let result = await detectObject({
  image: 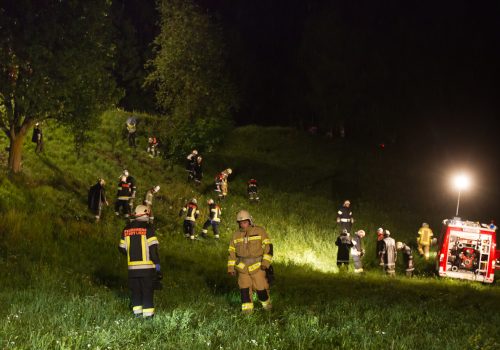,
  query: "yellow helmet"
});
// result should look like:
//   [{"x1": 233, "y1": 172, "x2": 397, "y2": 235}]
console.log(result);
[{"x1": 236, "y1": 210, "x2": 253, "y2": 225}]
